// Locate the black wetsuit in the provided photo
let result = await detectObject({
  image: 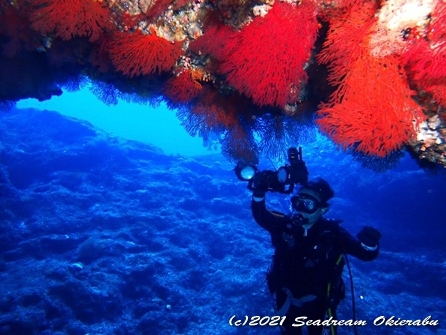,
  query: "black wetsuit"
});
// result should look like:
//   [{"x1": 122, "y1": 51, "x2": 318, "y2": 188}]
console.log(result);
[{"x1": 251, "y1": 198, "x2": 379, "y2": 335}]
